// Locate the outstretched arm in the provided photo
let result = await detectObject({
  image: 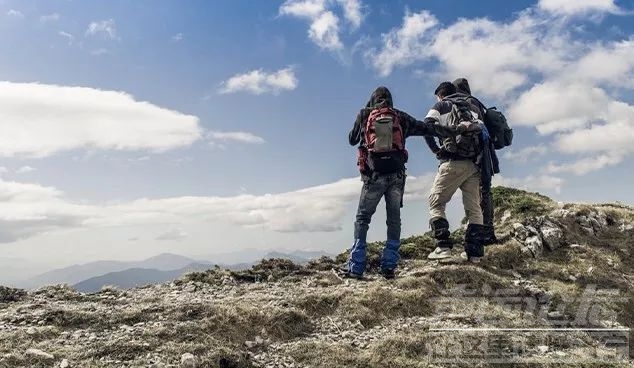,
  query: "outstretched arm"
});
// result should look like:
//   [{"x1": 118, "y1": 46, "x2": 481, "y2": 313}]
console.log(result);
[{"x1": 424, "y1": 135, "x2": 440, "y2": 154}]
